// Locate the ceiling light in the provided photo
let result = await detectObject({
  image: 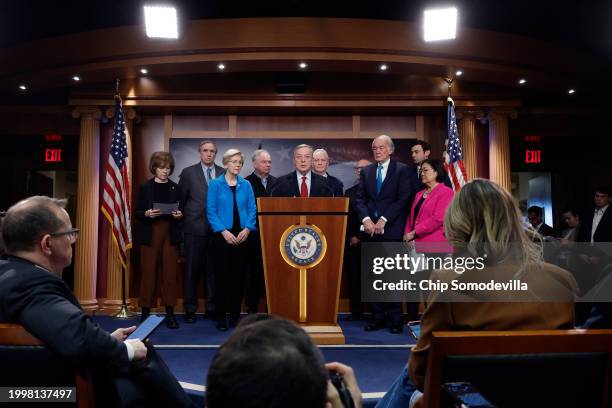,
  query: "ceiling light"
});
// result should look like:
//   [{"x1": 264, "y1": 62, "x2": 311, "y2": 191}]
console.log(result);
[
  {"x1": 144, "y1": 5, "x2": 178, "y2": 39},
  {"x1": 72, "y1": 76, "x2": 81, "y2": 82},
  {"x1": 380, "y1": 64, "x2": 388, "y2": 71},
  {"x1": 140, "y1": 68, "x2": 148, "y2": 74},
  {"x1": 518, "y1": 78, "x2": 527, "y2": 84},
  {"x1": 455, "y1": 70, "x2": 463, "y2": 76},
  {"x1": 568, "y1": 89, "x2": 575, "y2": 94},
  {"x1": 217, "y1": 63, "x2": 225, "y2": 71},
  {"x1": 299, "y1": 62, "x2": 308, "y2": 69},
  {"x1": 423, "y1": 7, "x2": 457, "y2": 42},
  {"x1": 18, "y1": 84, "x2": 27, "y2": 91}
]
